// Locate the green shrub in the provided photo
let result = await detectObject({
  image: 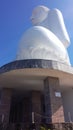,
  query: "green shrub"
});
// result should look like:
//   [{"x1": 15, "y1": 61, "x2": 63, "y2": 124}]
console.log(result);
[
  {"x1": 40, "y1": 126, "x2": 51, "y2": 130},
  {"x1": 40, "y1": 126, "x2": 46, "y2": 130}
]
